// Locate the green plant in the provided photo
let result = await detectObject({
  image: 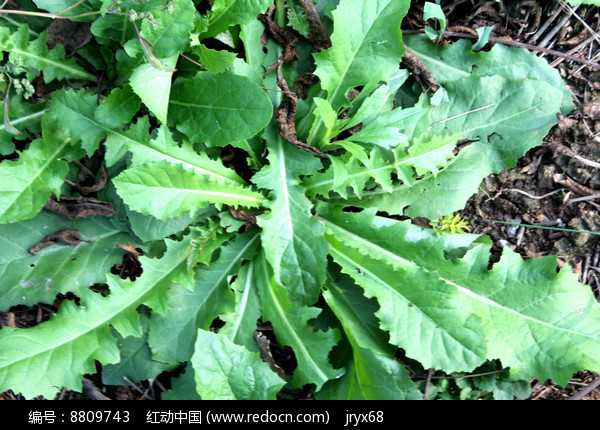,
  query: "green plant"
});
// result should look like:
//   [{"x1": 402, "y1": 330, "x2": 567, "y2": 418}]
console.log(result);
[{"x1": 0, "y1": 0, "x2": 599, "y2": 400}]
